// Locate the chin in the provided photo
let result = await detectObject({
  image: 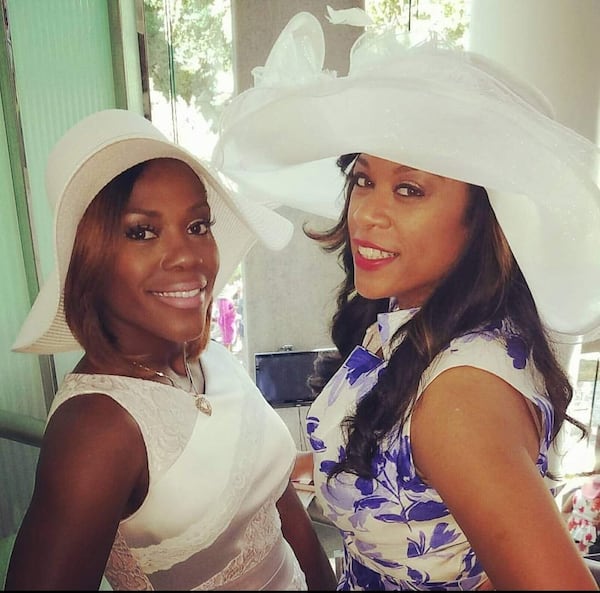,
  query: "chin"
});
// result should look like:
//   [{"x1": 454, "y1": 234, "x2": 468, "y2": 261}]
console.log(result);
[
  {"x1": 167, "y1": 326, "x2": 206, "y2": 346},
  {"x1": 355, "y1": 284, "x2": 391, "y2": 301}
]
